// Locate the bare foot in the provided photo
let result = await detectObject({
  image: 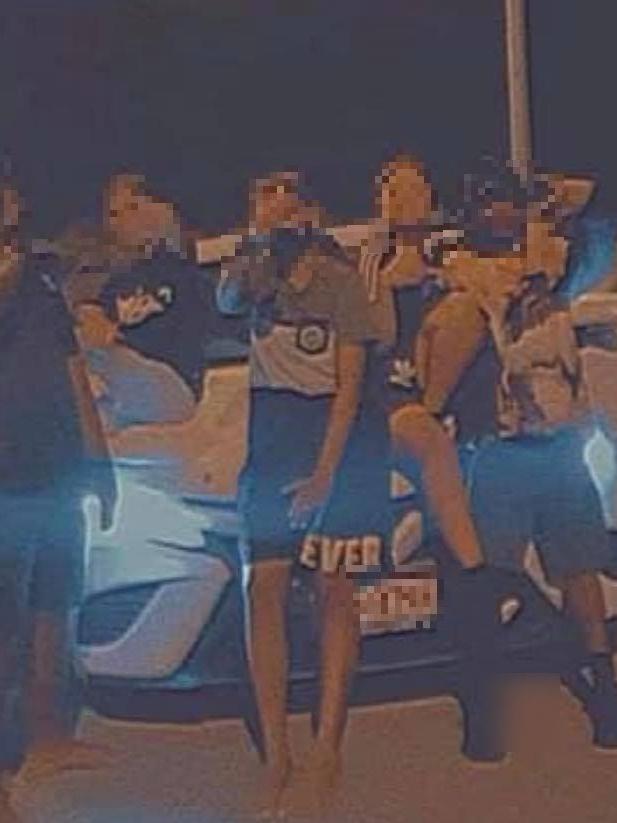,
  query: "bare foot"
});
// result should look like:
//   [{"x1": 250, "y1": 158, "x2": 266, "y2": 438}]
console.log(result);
[
  {"x1": 15, "y1": 739, "x2": 114, "y2": 787},
  {"x1": 0, "y1": 786, "x2": 21, "y2": 822},
  {"x1": 285, "y1": 746, "x2": 342, "y2": 816},
  {"x1": 254, "y1": 755, "x2": 292, "y2": 820}
]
